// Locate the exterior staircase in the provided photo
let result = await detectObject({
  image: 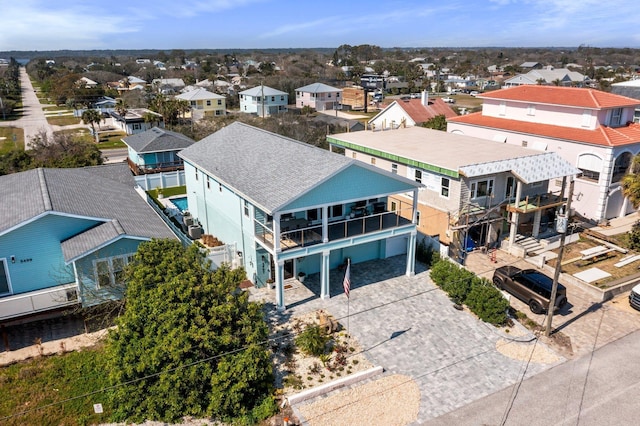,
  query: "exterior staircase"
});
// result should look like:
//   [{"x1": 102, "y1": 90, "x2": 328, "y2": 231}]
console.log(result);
[{"x1": 514, "y1": 234, "x2": 545, "y2": 256}]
